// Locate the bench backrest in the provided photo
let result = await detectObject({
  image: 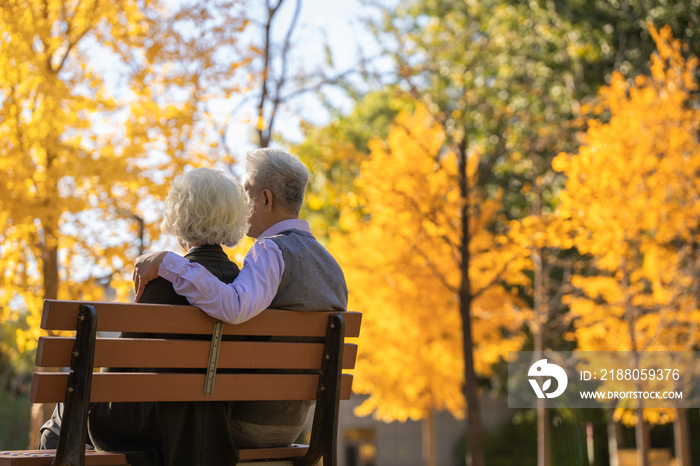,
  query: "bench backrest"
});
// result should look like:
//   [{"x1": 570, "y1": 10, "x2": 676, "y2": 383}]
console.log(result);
[{"x1": 31, "y1": 300, "x2": 361, "y2": 404}]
